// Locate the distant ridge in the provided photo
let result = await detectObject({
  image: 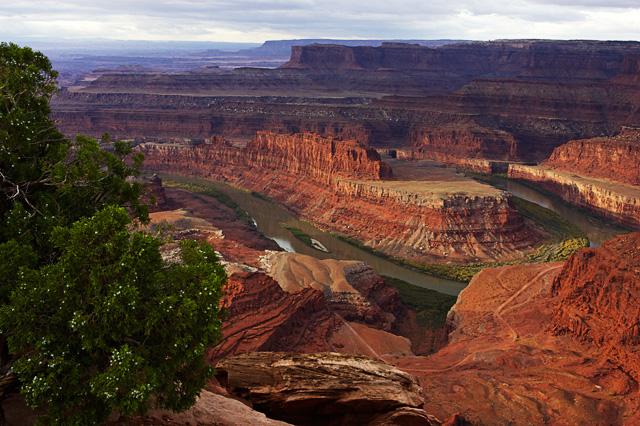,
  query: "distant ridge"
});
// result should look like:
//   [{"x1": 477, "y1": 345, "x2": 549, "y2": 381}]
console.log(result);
[{"x1": 242, "y1": 39, "x2": 469, "y2": 57}]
